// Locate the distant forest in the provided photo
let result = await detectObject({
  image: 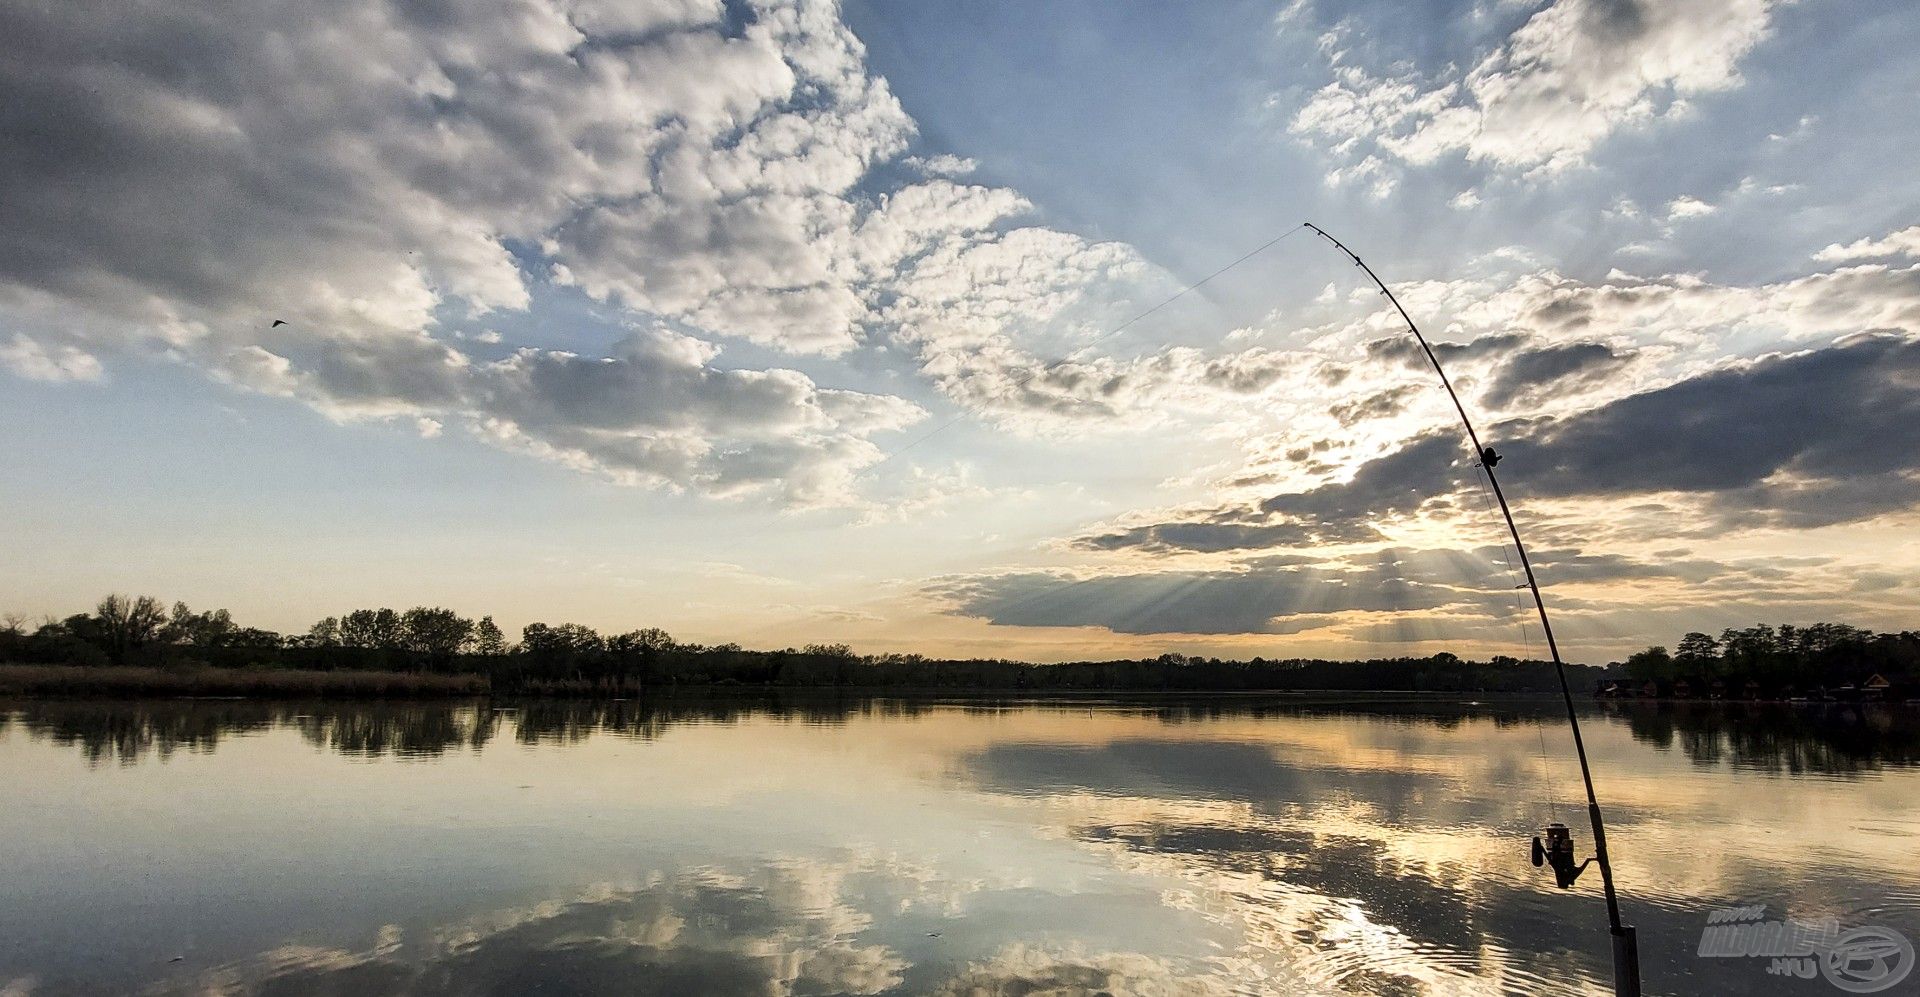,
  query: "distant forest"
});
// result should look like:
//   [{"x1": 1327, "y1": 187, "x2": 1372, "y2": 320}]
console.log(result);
[
  {"x1": 2, "y1": 594, "x2": 1914, "y2": 697},
  {"x1": 1619, "y1": 624, "x2": 1920, "y2": 698}
]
